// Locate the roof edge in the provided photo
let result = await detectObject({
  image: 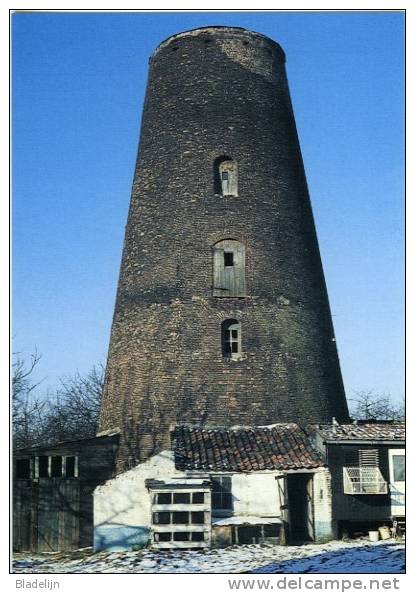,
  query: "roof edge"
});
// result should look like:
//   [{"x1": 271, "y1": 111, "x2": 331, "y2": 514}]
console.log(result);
[{"x1": 152, "y1": 26, "x2": 285, "y2": 60}]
